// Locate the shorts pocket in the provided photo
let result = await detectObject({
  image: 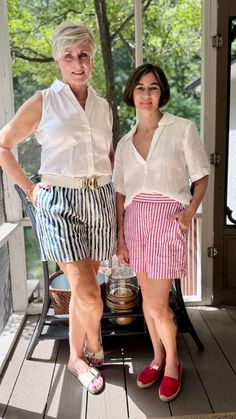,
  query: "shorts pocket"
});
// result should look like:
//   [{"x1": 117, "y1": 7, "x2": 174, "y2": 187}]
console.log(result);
[{"x1": 37, "y1": 187, "x2": 54, "y2": 210}]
